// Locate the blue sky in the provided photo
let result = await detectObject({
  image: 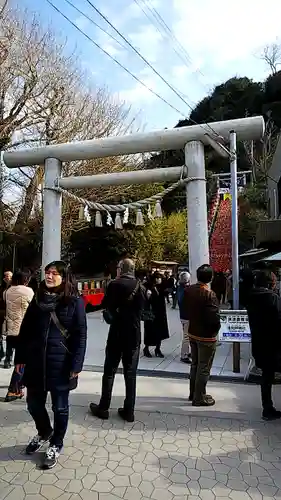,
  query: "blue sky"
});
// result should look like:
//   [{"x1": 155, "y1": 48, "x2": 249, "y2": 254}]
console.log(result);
[{"x1": 18, "y1": 0, "x2": 281, "y2": 131}]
